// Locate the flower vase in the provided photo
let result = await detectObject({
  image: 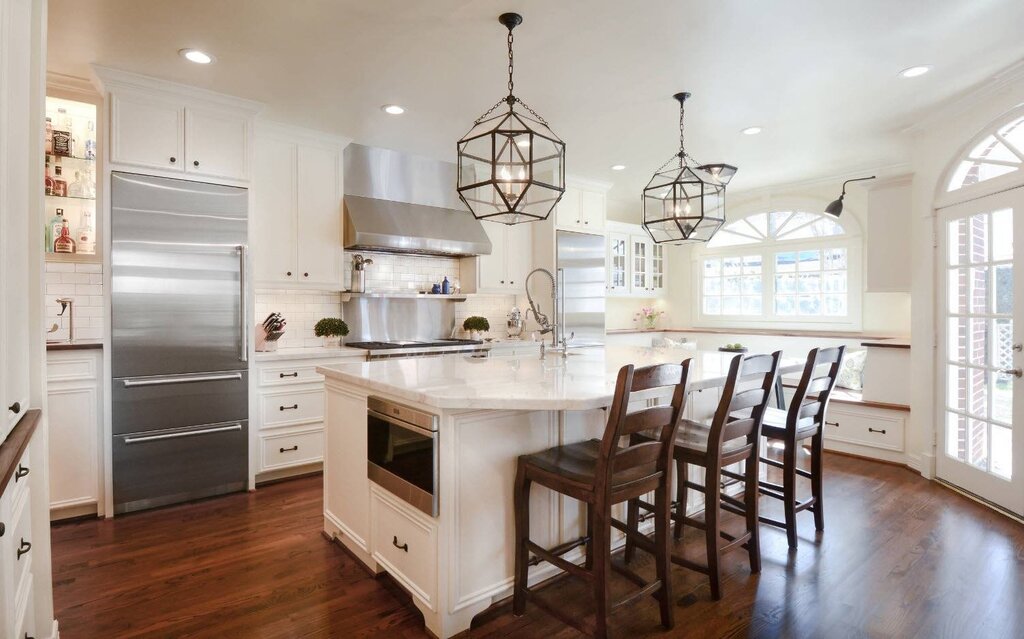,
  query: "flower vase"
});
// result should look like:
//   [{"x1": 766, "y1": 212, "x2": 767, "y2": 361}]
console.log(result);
[
  {"x1": 324, "y1": 335, "x2": 342, "y2": 348},
  {"x1": 644, "y1": 316, "x2": 657, "y2": 330}
]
